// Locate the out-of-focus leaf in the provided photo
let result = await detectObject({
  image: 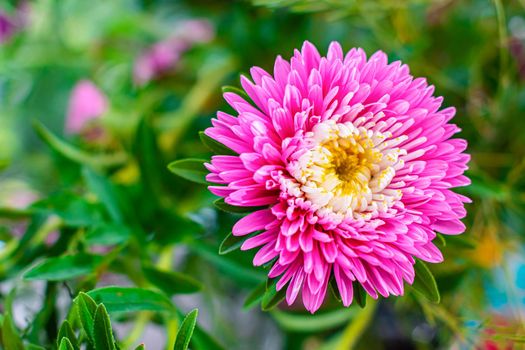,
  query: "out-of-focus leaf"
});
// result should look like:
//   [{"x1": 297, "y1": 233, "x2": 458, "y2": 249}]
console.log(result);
[
  {"x1": 23, "y1": 253, "x2": 103, "y2": 281},
  {"x1": 1, "y1": 313, "x2": 24, "y2": 350},
  {"x1": 167, "y1": 159, "x2": 208, "y2": 185},
  {"x1": 83, "y1": 167, "x2": 127, "y2": 224},
  {"x1": 0, "y1": 207, "x2": 33, "y2": 219},
  {"x1": 174, "y1": 309, "x2": 198, "y2": 350},
  {"x1": 353, "y1": 283, "x2": 367, "y2": 309},
  {"x1": 85, "y1": 224, "x2": 131, "y2": 246},
  {"x1": 412, "y1": 260, "x2": 441, "y2": 303},
  {"x1": 199, "y1": 131, "x2": 236, "y2": 156},
  {"x1": 58, "y1": 338, "x2": 74, "y2": 350},
  {"x1": 243, "y1": 281, "x2": 267, "y2": 310},
  {"x1": 213, "y1": 198, "x2": 265, "y2": 214},
  {"x1": 32, "y1": 120, "x2": 127, "y2": 169},
  {"x1": 271, "y1": 308, "x2": 358, "y2": 332},
  {"x1": 189, "y1": 241, "x2": 266, "y2": 285},
  {"x1": 57, "y1": 320, "x2": 78, "y2": 349},
  {"x1": 75, "y1": 292, "x2": 98, "y2": 341},
  {"x1": 219, "y1": 232, "x2": 244, "y2": 255},
  {"x1": 87, "y1": 286, "x2": 175, "y2": 314},
  {"x1": 261, "y1": 280, "x2": 286, "y2": 311},
  {"x1": 443, "y1": 234, "x2": 476, "y2": 249},
  {"x1": 93, "y1": 304, "x2": 117, "y2": 350},
  {"x1": 32, "y1": 193, "x2": 104, "y2": 227},
  {"x1": 143, "y1": 266, "x2": 202, "y2": 295},
  {"x1": 134, "y1": 345, "x2": 145, "y2": 350}
]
